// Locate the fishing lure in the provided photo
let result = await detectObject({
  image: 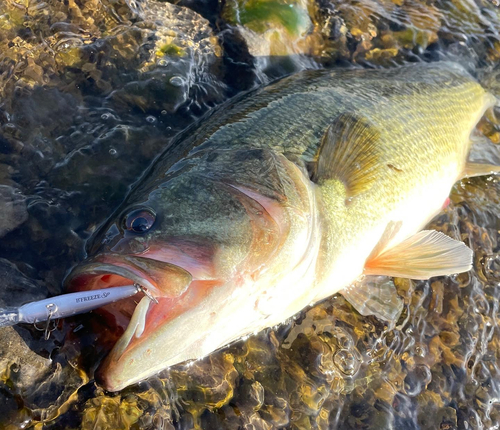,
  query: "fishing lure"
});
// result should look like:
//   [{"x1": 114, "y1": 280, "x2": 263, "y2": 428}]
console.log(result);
[{"x1": 0, "y1": 284, "x2": 156, "y2": 339}]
